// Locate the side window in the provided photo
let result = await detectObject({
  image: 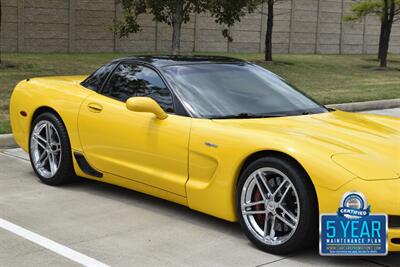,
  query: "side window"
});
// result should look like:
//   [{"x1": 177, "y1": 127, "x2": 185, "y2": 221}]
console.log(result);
[
  {"x1": 81, "y1": 63, "x2": 117, "y2": 91},
  {"x1": 103, "y1": 63, "x2": 175, "y2": 113}
]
